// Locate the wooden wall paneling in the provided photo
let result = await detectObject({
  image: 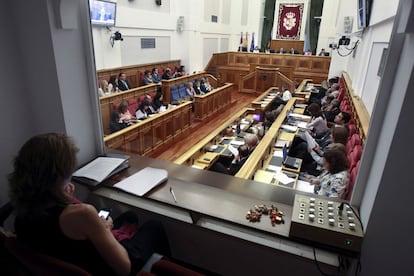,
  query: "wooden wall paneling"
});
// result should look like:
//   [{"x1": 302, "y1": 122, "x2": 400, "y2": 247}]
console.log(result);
[
  {"x1": 259, "y1": 56, "x2": 271, "y2": 65},
  {"x1": 172, "y1": 111, "x2": 182, "y2": 138},
  {"x1": 181, "y1": 104, "x2": 192, "y2": 133},
  {"x1": 164, "y1": 113, "x2": 174, "y2": 144},
  {"x1": 105, "y1": 135, "x2": 124, "y2": 150},
  {"x1": 271, "y1": 56, "x2": 283, "y2": 65},
  {"x1": 152, "y1": 117, "x2": 165, "y2": 151},
  {"x1": 140, "y1": 123, "x2": 153, "y2": 155},
  {"x1": 124, "y1": 129, "x2": 141, "y2": 154}
]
